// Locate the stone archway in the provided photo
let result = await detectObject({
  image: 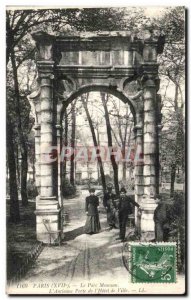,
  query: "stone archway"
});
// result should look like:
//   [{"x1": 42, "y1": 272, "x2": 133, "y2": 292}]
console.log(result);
[{"x1": 28, "y1": 30, "x2": 164, "y2": 243}]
